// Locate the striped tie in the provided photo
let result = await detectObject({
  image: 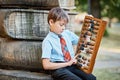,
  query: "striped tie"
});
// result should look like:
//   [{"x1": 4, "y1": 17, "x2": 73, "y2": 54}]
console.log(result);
[{"x1": 58, "y1": 35, "x2": 71, "y2": 61}]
